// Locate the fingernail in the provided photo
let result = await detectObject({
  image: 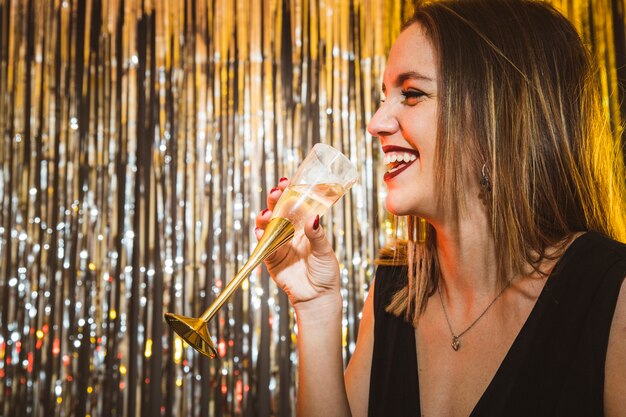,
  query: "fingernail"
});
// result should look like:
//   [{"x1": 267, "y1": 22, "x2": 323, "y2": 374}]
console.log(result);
[
  {"x1": 270, "y1": 187, "x2": 279, "y2": 194},
  {"x1": 261, "y1": 208, "x2": 269, "y2": 216},
  {"x1": 279, "y1": 177, "x2": 288, "y2": 183},
  {"x1": 255, "y1": 227, "x2": 262, "y2": 234},
  {"x1": 313, "y1": 215, "x2": 320, "y2": 230}
]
